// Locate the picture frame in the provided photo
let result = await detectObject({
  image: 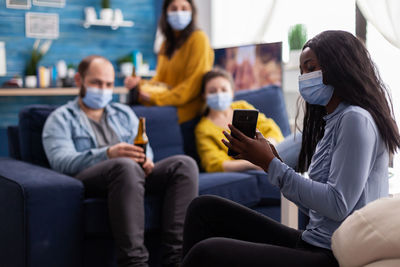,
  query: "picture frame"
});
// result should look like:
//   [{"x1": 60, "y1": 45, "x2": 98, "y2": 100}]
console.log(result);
[
  {"x1": 6, "y1": 0, "x2": 31, "y2": 9},
  {"x1": 32, "y1": 0, "x2": 65, "y2": 8},
  {"x1": 0, "y1": 42, "x2": 6, "y2": 76},
  {"x1": 25, "y1": 12, "x2": 59, "y2": 39},
  {"x1": 214, "y1": 42, "x2": 282, "y2": 91}
]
